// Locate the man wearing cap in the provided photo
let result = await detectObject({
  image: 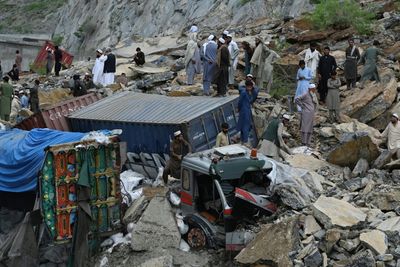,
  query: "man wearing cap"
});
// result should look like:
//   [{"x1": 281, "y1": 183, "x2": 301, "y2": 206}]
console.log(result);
[
  {"x1": 379, "y1": 113, "x2": 400, "y2": 161},
  {"x1": 226, "y1": 34, "x2": 239, "y2": 86},
  {"x1": 295, "y1": 83, "x2": 318, "y2": 146},
  {"x1": 162, "y1": 131, "x2": 192, "y2": 184},
  {"x1": 250, "y1": 36, "x2": 269, "y2": 89},
  {"x1": 203, "y1": 35, "x2": 218, "y2": 96},
  {"x1": 259, "y1": 114, "x2": 293, "y2": 160},
  {"x1": 185, "y1": 31, "x2": 201, "y2": 85},
  {"x1": 0, "y1": 76, "x2": 13, "y2": 121},
  {"x1": 93, "y1": 49, "x2": 107, "y2": 85},
  {"x1": 10, "y1": 90, "x2": 21, "y2": 123},
  {"x1": 214, "y1": 37, "x2": 230, "y2": 96},
  {"x1": 103, "y1": 47, "x2": 116, "y2": 86},
  {"x1": 295, "y1": 60, "x2": 313, "y2": 111},
  {"x1": 237, "y1": 80, "x2": 258, "y2": 145}
]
